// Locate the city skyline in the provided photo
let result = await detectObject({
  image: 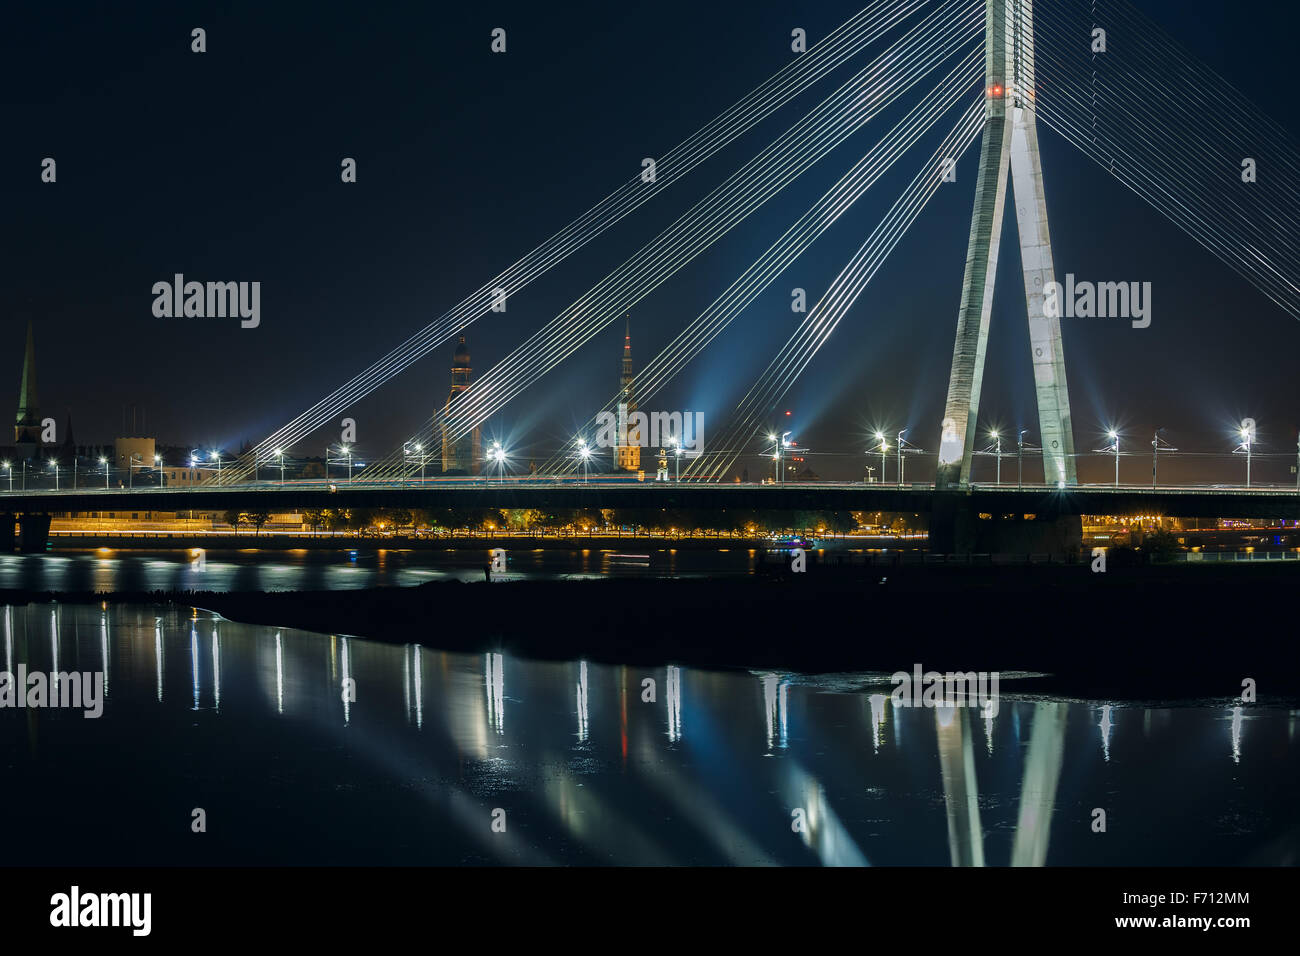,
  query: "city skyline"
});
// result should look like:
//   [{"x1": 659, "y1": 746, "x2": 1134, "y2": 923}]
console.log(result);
[{"x1": 3, "y1": 0, "x2": 1298, "y2": 484}]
